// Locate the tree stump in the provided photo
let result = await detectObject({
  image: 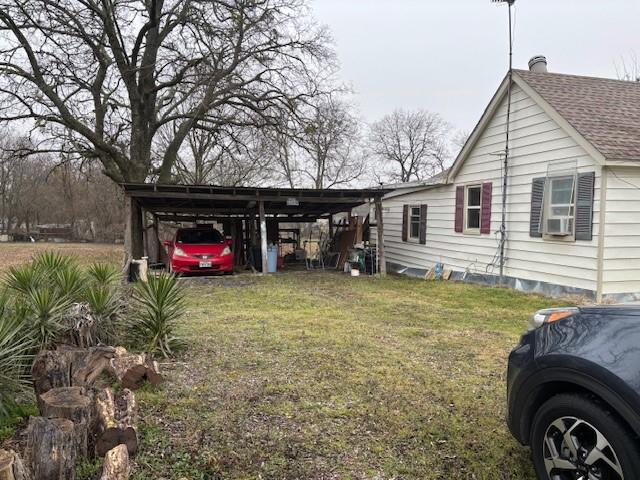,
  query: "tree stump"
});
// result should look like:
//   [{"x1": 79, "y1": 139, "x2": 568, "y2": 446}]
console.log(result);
[
  {"x1": 38, "y1": 387, "x2": 93, "y2": 458},
  {"x1": 25, "y1": 417, "x2": 76, "y2": 480},
  {"x1": 109, "y1": 347, "x2": 163, "y2": 390},
  {"x1": 99, "y1": 445, "x2": 129, "y2": 480},
  {"x1": 32, "y1": 346, "x2": 116, "y2": 403},
  {"x1": 0, "y1": 449, "x2": 31, "y2": 480},
  {"x1": 95, "y1": 388, "x2": 138, "y2": 457}
]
